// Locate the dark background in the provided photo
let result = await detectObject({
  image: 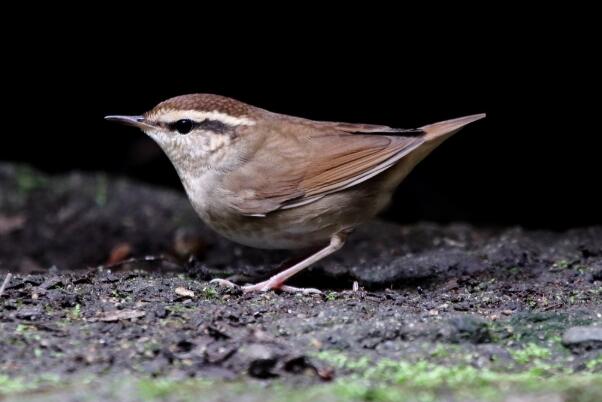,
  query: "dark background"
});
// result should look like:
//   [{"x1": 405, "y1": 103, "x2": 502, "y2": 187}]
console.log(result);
[{"x1": 2, "y1": 10, "x2": 600, "y2": 229}]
